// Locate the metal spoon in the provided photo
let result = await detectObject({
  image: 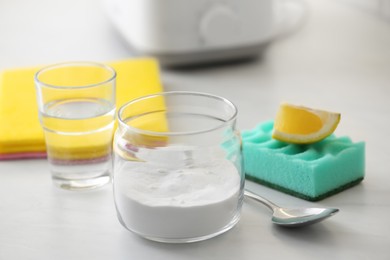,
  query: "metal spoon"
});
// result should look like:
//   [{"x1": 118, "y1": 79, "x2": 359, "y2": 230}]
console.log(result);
[{"x1": 244, "y1": 190, "x2": 339, "y2": 227}]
